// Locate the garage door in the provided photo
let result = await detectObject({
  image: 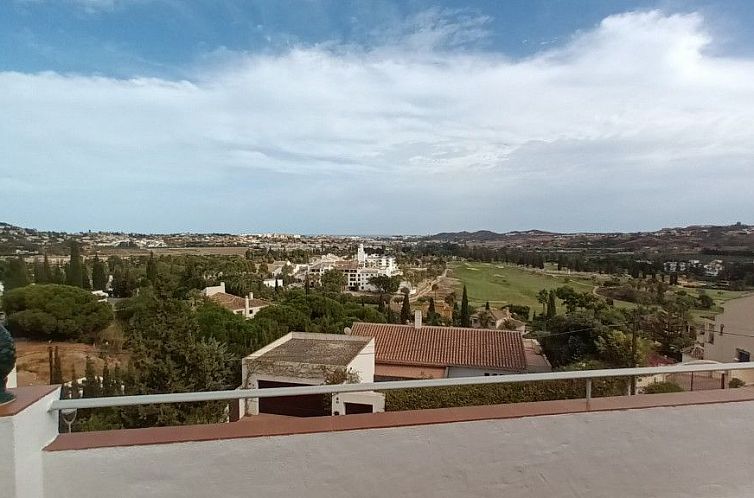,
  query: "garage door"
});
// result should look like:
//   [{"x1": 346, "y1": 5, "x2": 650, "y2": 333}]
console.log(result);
[{"x1": 257, "y1": 380, "x2": 330, "y2": 417}]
